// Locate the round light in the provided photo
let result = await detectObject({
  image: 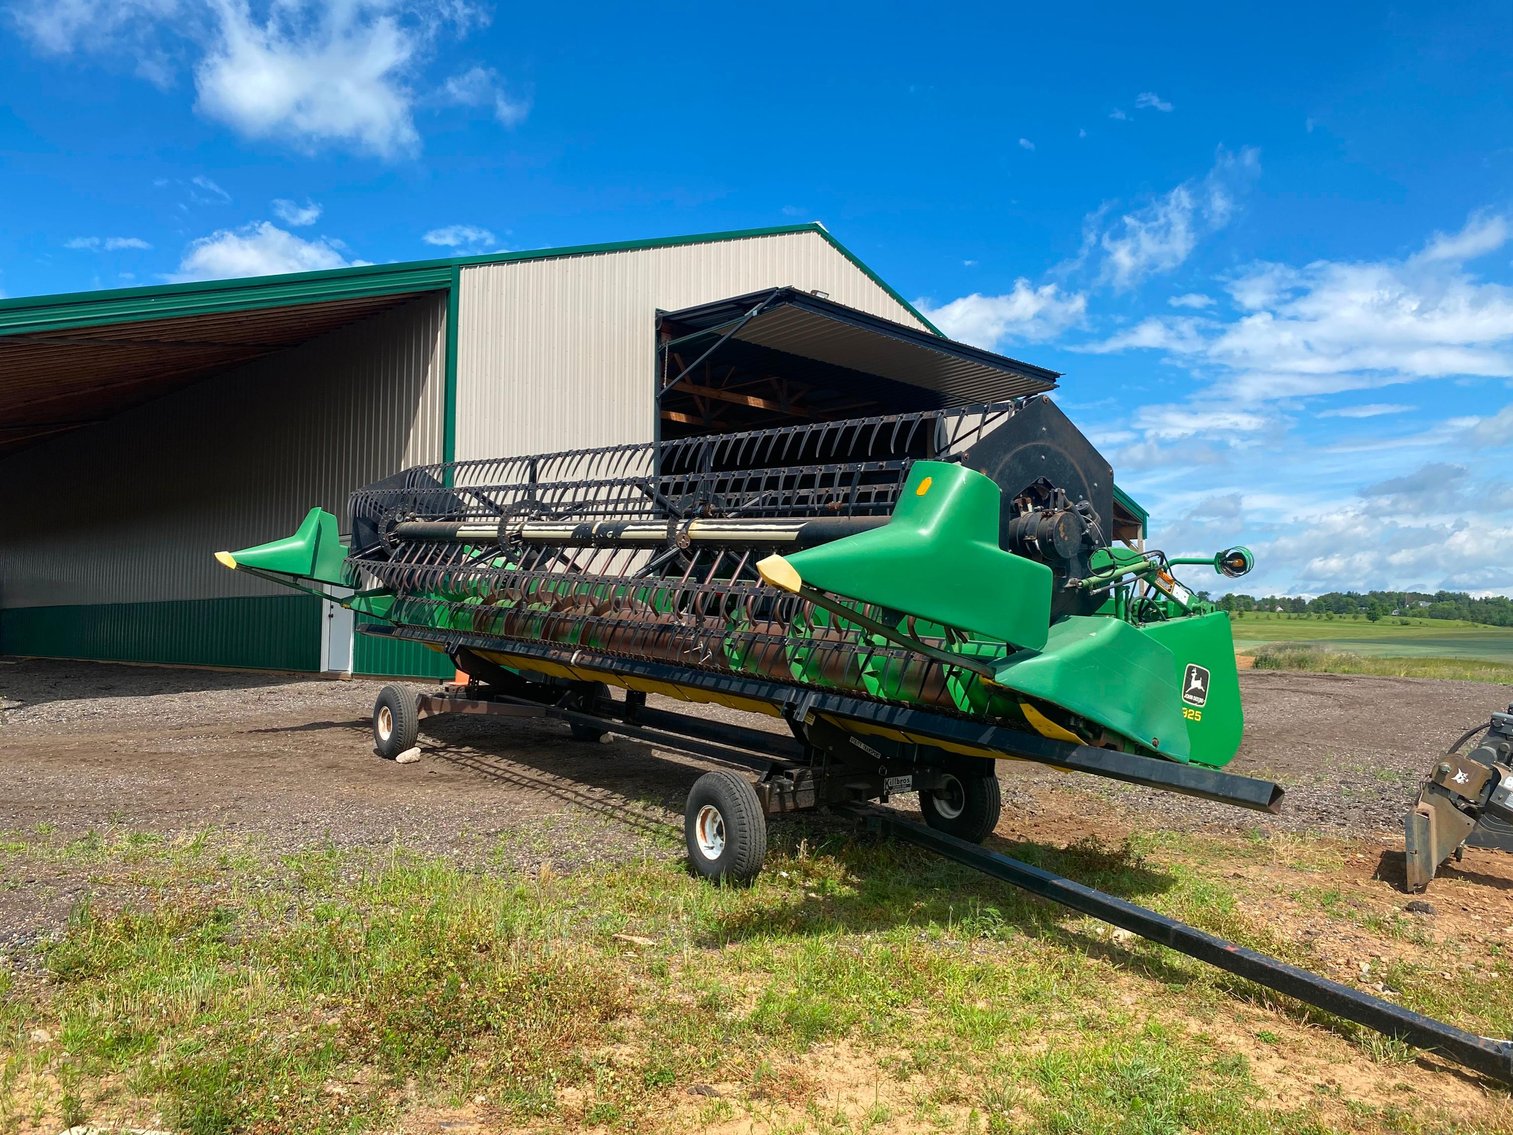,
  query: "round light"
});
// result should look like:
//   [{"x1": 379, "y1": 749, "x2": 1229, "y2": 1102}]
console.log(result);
[{"x1": 1216, "y1": 546, "x2": 1254, "y2": 578}]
